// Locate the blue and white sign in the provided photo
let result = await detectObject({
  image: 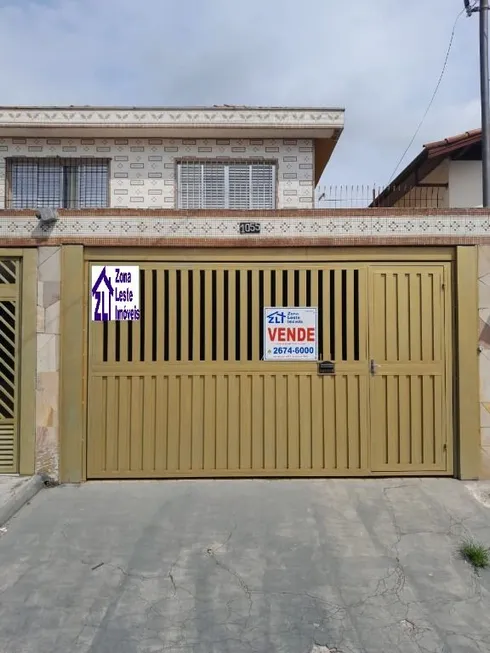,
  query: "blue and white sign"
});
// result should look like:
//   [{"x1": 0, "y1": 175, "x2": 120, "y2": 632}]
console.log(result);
[
  {"x1": 91, "y1": 265, "x2": 140, "y2": 322},
  {"x1": 264, "y1": 307, "x2": 318, "y2": 361}
]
